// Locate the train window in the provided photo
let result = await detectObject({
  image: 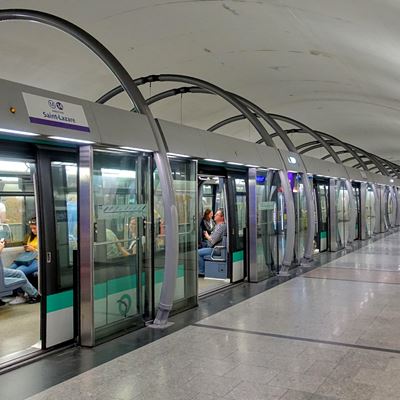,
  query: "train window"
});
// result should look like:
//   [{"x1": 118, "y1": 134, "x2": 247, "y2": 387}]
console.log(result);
[
  {"x1": 234, "y1": 178, "x2": 246, "y2": 237},
  {"x1": 0, "y1": 160, "x2": 35, "y2": 246},
  {"x1": 51, "y1": 161, "x2": 78, "y2": 289}
]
